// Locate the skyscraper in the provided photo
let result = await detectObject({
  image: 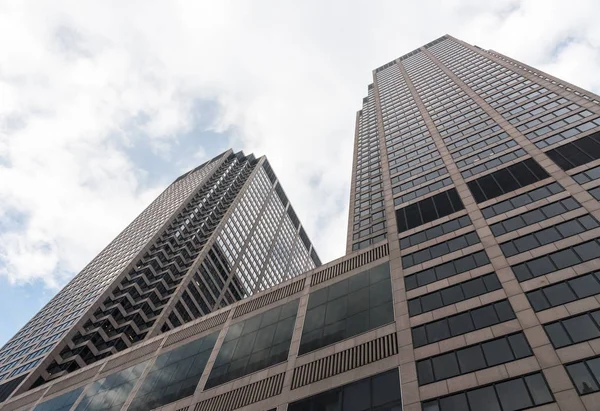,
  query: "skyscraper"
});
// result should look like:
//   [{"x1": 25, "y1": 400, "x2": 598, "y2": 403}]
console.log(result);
[
  {"x1": 2, "y1": 34, "x2": 600, "y2": 411},
  {"x1": 0, "y1": 149, "x2": 320, "y2": 400}
]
